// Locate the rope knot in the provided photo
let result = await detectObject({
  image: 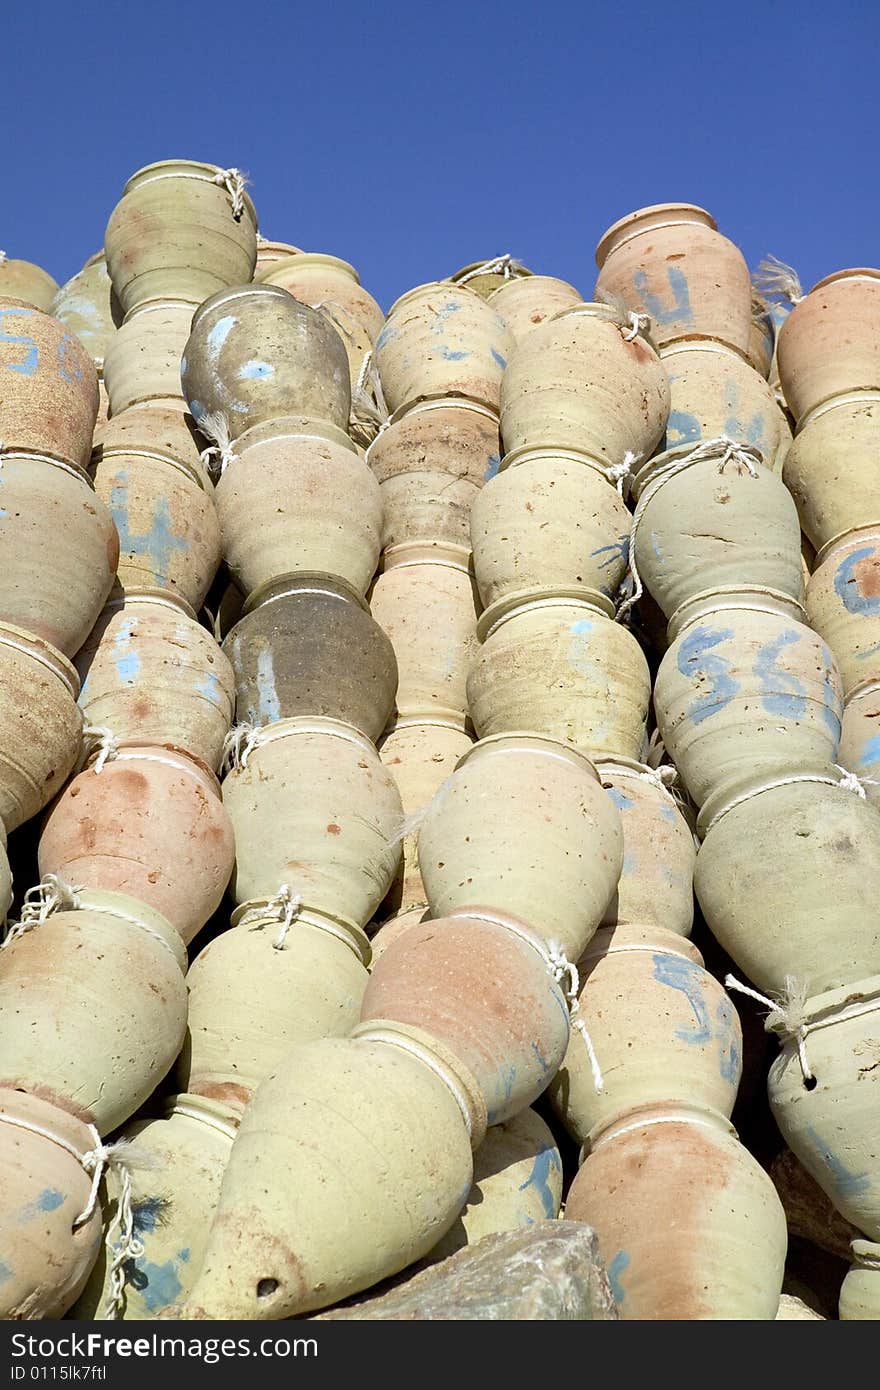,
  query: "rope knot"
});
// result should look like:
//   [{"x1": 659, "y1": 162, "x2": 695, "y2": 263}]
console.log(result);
[
  {"x1": 0, "y1": 251, "x2": 6, "y2": 266},
  {"x1": 605, "y1": 451, "x2": 638, "y2": 498},
  {"x1": 752, "y1": 254, "x2": 804, "y2": 307},
  {"x1": 2, "y1": 874, "x2": 83, "y2": 948},
  {"x1": 622, "y1": 310, "x2": 650, "y2": 341},
  {"x1": 456, "y1": 254, "x2": 522, "y2": 286},
  {"x1": 546, "y1": 940, "x2": 604, "y2": 1093},
  {"x1": 197, "y1": 411, "x2": 237, "y2": 479},
  {"x1": 79, "y1": 725, "x2": 119, "y2": 774},
  {"x1": 221, "y1": 723, "x2": 262, "y2": 775},
  {"x1": 725, "y1": 972, "x2": 813, "y2": 1082},
  {"x1": 267, "y1": 884, "x2": 302, "y2": 950},
  {"x1": 834, "y1": 764, "x2": 878, "y2": 799},
  {"x1": 350, "y1": 347, "x2": 390, "y2": 438},
  {"x1": 212, "y1": 167, "x2": 249, "y2": 221}
]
